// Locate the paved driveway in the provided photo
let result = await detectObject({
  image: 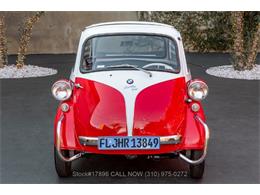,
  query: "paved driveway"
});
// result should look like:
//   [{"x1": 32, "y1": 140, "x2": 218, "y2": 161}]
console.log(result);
[{"x1": 0, "y1": 53, "x2": 259, "y2": 183}]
